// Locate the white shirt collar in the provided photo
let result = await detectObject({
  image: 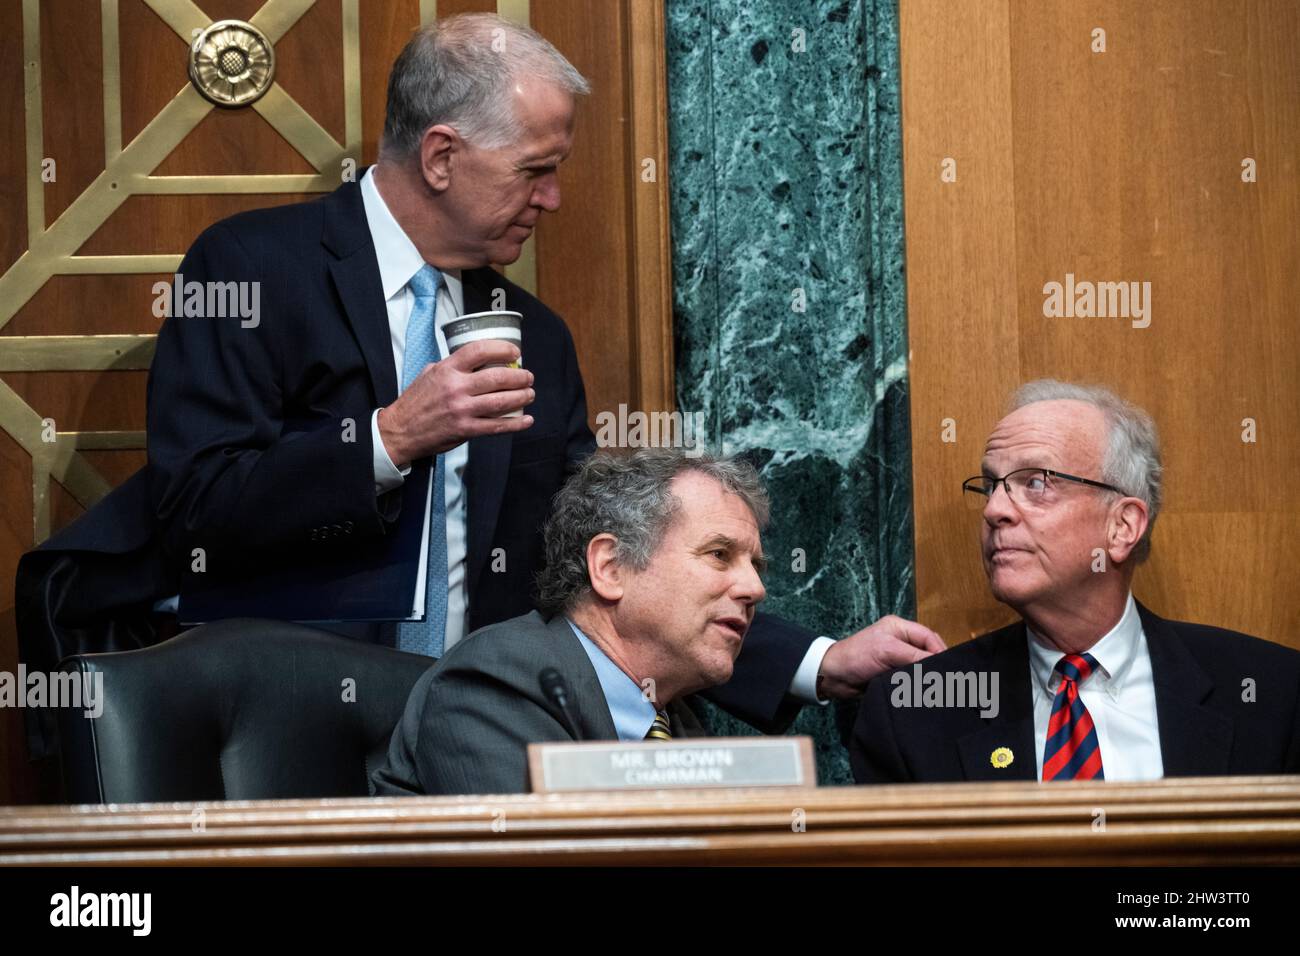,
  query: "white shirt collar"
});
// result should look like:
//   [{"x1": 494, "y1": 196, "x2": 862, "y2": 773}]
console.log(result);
[
  {"x1": 1026, "y1": 592, "x2": 1143, "y2": 700},
  {"x1": 360, "y1": 166, "x2": 463, "y2": 308}
]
